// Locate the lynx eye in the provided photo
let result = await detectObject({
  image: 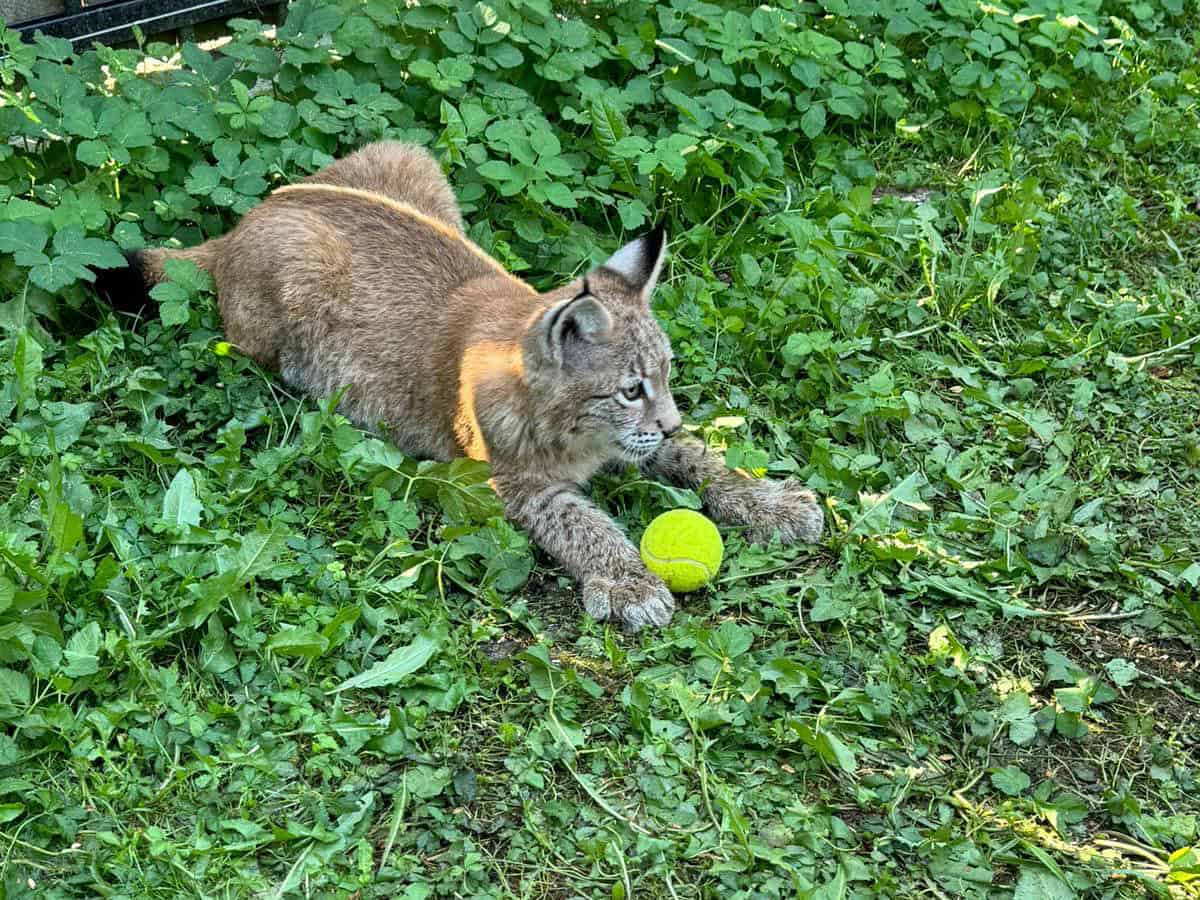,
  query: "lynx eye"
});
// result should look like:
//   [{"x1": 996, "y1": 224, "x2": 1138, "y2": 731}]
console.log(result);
[{"x1": 618, "y1": 382, "x2": 645, "y2": 403}]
